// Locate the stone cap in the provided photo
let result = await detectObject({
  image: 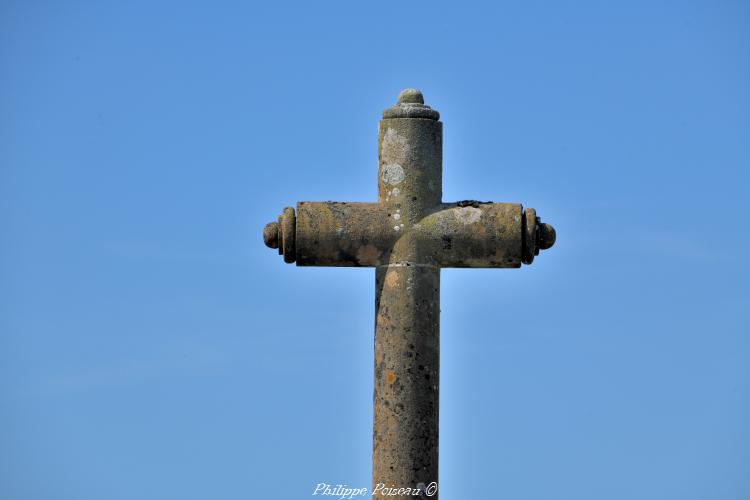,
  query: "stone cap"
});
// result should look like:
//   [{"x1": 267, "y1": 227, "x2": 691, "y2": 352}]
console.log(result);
[{"x1": 382, "y1": 88, "x2": 440, "y2": 120}]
